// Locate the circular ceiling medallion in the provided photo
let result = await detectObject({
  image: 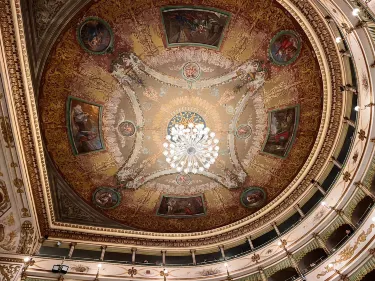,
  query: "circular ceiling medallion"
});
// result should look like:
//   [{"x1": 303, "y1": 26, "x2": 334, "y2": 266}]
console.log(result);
[
  {"x1": 167, "y1": 111, "x2": 206, "y2": 136},
  {"x1": 176, "y1": 173, "x2": 192, "y2": 186},
  {"x1": 269, "y1": 30, "x2": 301, "y2": 66},
  {"x1": 240, "y1": 187, "x2": 267, "y2": 209},
  {"x1": 118, "y1": 120, "x2": 136, "y2": 137},
  {"x1": 236, "y1": 124, "x2": 252, "y2": 139},
  {"x1": 77, "y1": 17, "x2": 114, "y2": 54},
  {"x1": 182, "y1": 62, "x2": 201, "y2": 82},
  {"x1": 92, "y1": 187, "x2": 121, "y2": 209}
]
